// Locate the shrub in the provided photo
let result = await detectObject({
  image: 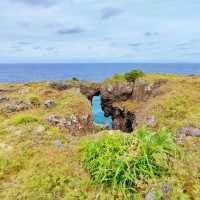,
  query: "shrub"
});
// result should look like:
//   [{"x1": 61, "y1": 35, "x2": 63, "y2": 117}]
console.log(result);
[
  {"x1": 125, "y1": 69, "x2": 144, "y2": 83},
  {"x1": 29, "y1": 96, "x2": 40, "y2": 107},
  {"x1": 72, "y1": 77, "x2": 79, "y2": 81},
  {"x1": 82, "y1": 128, "x2": 177, "y2": 194}
]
